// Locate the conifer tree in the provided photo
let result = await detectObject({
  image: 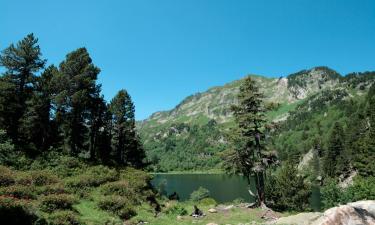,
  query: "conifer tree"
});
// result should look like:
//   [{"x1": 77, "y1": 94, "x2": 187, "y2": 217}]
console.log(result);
[
  {"x1": 323, "y1": 122, "x2": 345, "y2": 177},
  {"x1": 227, "y1": 76, "x2": 277, "y2": 207},
  {"x1": 109, "y1": 90, "x2": 144, "y2": 167},
  {"x1": 0, "y1": 34, "x2": 45, "y2": 145}
]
